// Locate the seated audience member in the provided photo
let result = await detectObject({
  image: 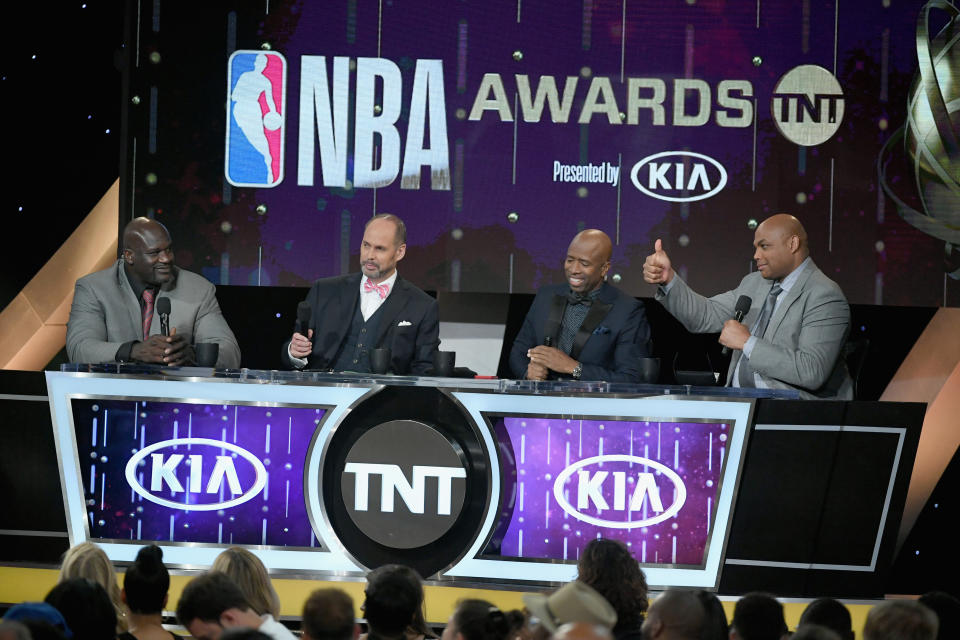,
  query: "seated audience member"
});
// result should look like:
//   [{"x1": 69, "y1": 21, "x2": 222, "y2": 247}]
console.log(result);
[
  {"x1": 212, "y1": 548, "x2": 281, "y2": 618},
  {"x1": 45, "y1": 578, "x2": 117, "y2": 640},
  {"x1": 175, "y1": 572, "x2": 294, "y2": 640},
  {"x1": 729, "y1": 593, "x2": 788, "y2": 640},
  {"x1": 639, "y1": 589, "x2": 707, "y2": 640},
  {"x1": 918, "y1": 591, "x2": 960, "y2": 640},
  {"x1": 3, "y1": 603, "x2": 72, "y2": 640},
  {"x1": 791, "y1": 626, "x2": 841, "y2": 640},
  {"x1": 643, "y1": 214, "x2": 852, "y2": 398},
  {"x1": 523, "y1": 581, "x2": 617, "y2": 637},
  {"x1": 440, "y1": 599, "x2": 525, "y2": 640},
  {"x1": 58, "y1": 542, "x2": 127, "y2": 632},
  {"x1": 282, "y1": 213, "x2": 439, "y2": 375},
  {"x1": 360, "y1": 565, "x2": 436, "y2": 640},
  {"x1": 120, "y1": 545, "x2": 176, "y2": 640},
  {"x1": 576, "y1": 539, "x2": 648, "y2": 640},
  {"x1": 509, "y1": 229, "x2": 651, "y2": 383},
  {"x1": 362, "y1": 565, "x2": 424, "y2": 640},
  {"x1": 302, "y1": 588, "x2": 359, "y2": 640},
  {"x1": 862, "y1": 600, "x2": 938, "y2": 640},
  {"x1": 66, "y1": 217, "x2": 240, "y2": 368},
  {"x1": 798, "y1": 598, "x2": 854, "y2": 640},
  {"x1": 693, "y1": 591, "x2": 728, "y2": 640},
  {"x1": 551, "y1": 623, "x2": 612, "y2": 640}
]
